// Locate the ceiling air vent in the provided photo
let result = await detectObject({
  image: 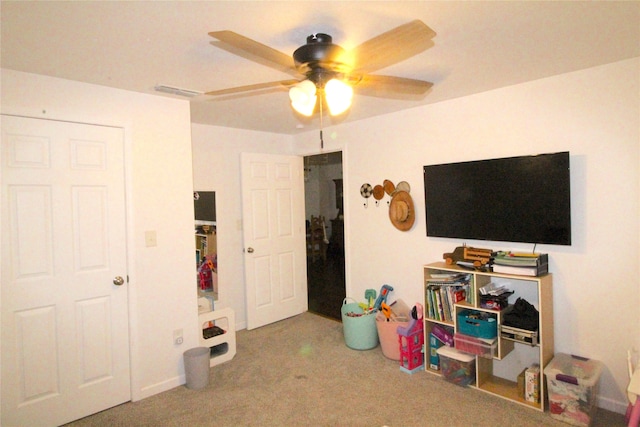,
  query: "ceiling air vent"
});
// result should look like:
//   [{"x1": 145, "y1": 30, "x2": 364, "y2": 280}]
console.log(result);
[{"x1": 154, "y1": 85, "x2": 202, "y2": 98}]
